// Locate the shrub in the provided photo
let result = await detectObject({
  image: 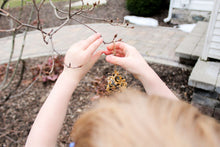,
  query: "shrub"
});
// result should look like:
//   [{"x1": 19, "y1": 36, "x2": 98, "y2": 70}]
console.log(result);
[
  {"x1": 162, "y1": 0, "x2": 170, "y2": 9},
  {"x1": 126, "y1": 0, "x2": 163, "y2": 17}
]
